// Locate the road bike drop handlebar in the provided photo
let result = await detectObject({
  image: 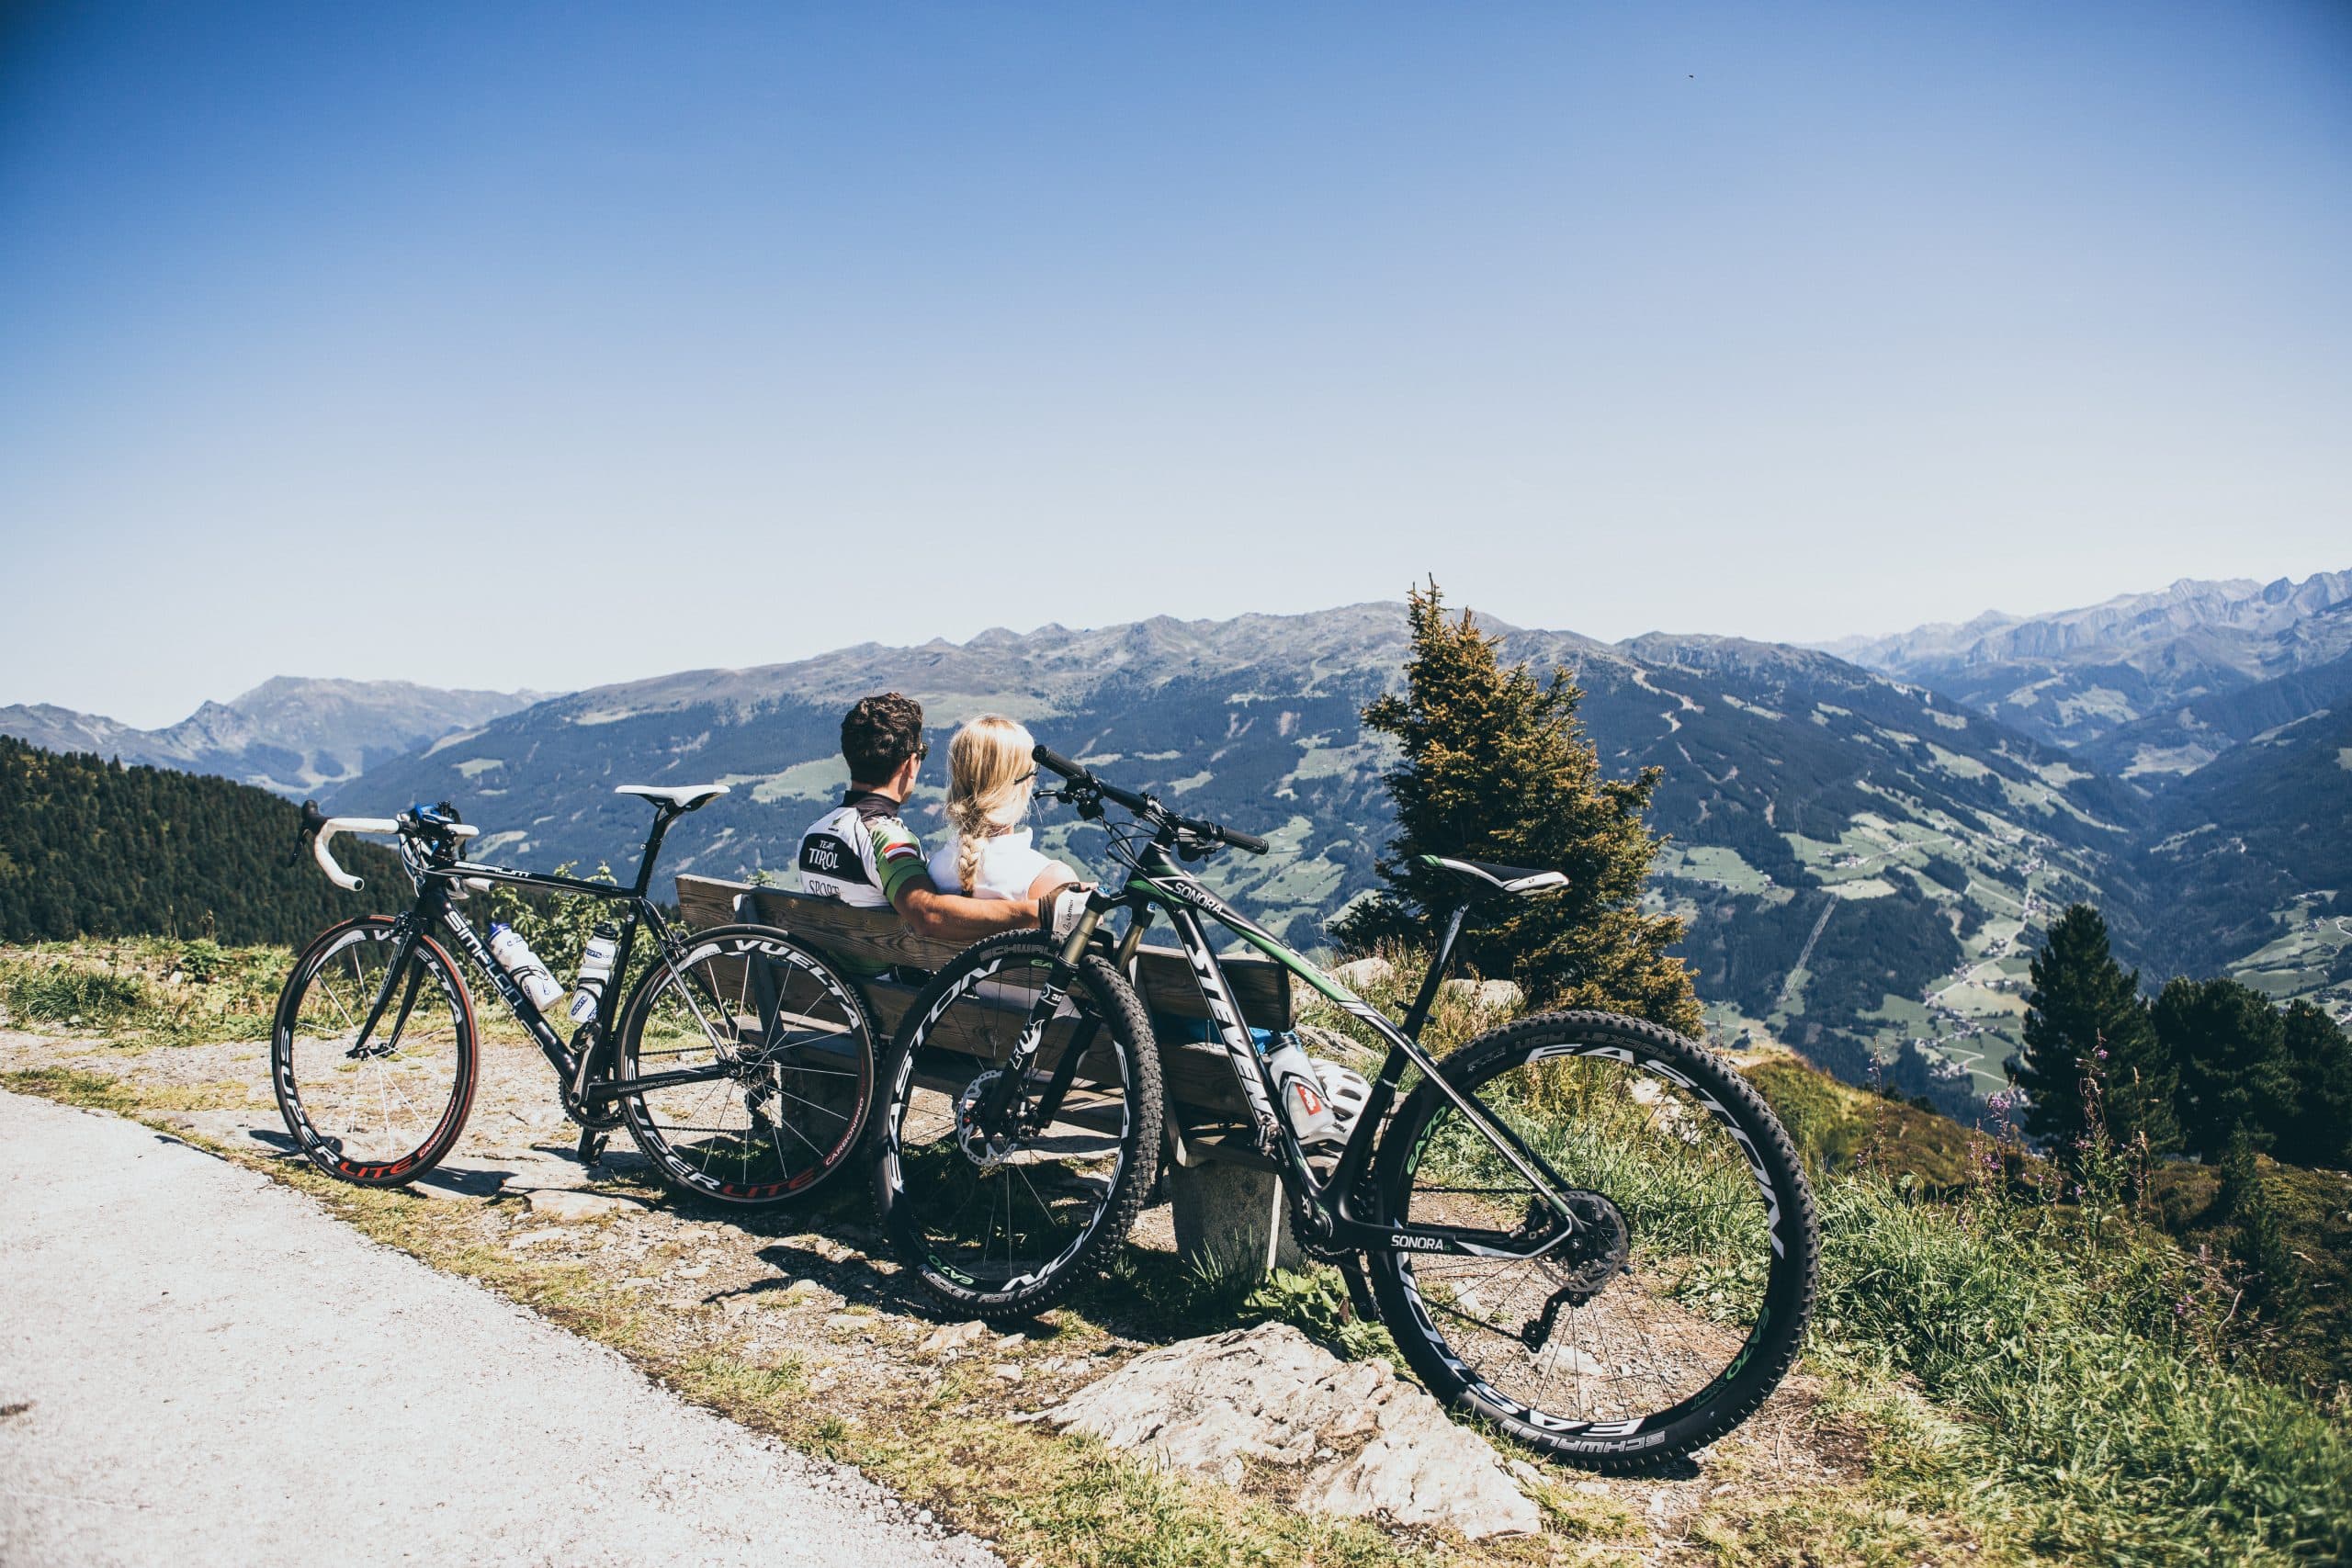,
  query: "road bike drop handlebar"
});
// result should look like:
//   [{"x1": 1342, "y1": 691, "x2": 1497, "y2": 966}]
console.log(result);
[
  {"x1": 295, "y1": 799, "x2": 477, "y2": 893},
  {"x1": 1030, "y1": 744, "x2": 1272, "y2": 857}
]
